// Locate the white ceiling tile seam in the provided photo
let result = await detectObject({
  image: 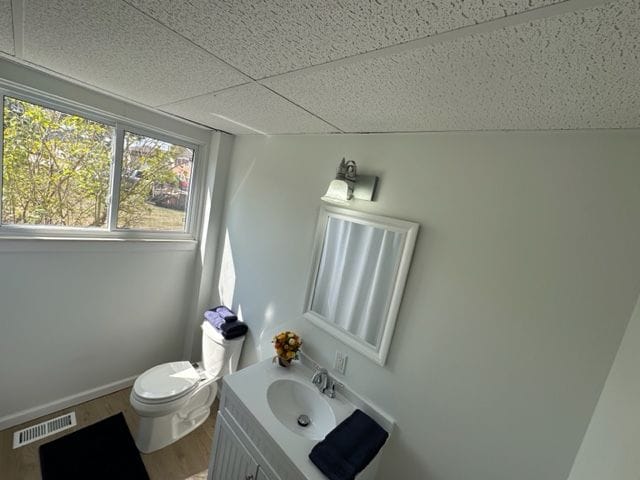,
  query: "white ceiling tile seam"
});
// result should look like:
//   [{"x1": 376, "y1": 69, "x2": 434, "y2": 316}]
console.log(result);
[{"x1": 258, "y1": 0, "x2": 613, "y2": 83}]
